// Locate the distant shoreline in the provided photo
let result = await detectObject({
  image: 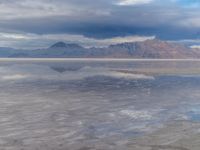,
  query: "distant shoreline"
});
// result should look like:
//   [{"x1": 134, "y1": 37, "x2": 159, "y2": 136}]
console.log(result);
[{"x1": 1, "y1": 58, "x2": 200, "y2": 62}]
